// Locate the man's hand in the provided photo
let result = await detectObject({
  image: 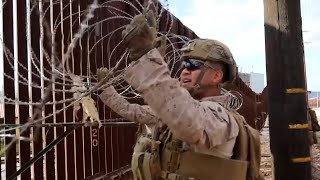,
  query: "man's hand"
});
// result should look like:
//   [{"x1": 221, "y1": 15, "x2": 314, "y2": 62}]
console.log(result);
[
  {"x1": 122, "y1": 10, "x2": 157, "y2": 60},
  {"x1": 96, "y1": 67, "x2": 112, "y2": 87}
]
